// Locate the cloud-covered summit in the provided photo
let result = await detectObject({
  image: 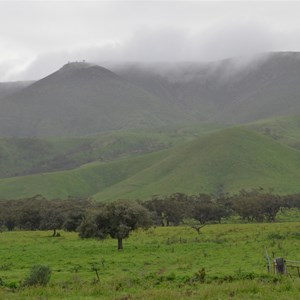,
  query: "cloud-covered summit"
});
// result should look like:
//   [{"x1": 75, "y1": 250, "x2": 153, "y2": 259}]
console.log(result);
[{"x1": 1, "y1": 1, "x2": 300, "y2": 81}]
